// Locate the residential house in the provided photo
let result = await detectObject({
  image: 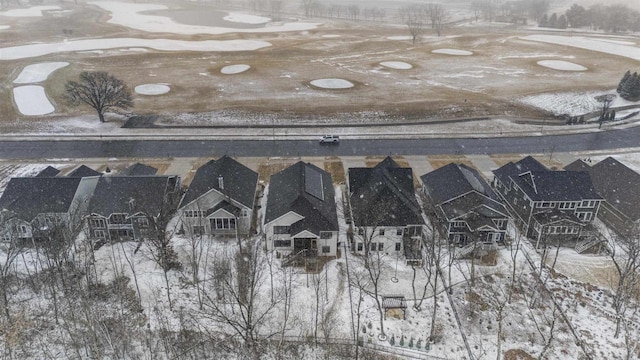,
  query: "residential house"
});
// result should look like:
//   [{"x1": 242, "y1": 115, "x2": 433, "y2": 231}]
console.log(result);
[
  {"x1": 0, "y1": 176, "x2": 98, "y2": 243},
  {"x1": 492, "y1": 156, "x2": 603, "y2": 248},
  {"x1": 421, "y1": 163, "x2": 510, "y2": 247},
  {"x1": 264, "y1": 162, "x2": 339, "y2": 258},
  {"x1": 565, "y1": 157, "x2": 640, "y2": 236},
  {"x1": 35, "y1": 166, "x2": 60, "y2": 178},
  {"x1": 86, "y1": 175, "x2": 181, "y2": 242},
  {"x1": 179, "y1": 156, "x2": 258, "y2": 237},
  {"x1": 120, "y1": 163, "x2": 158, "y2": 176},
  {"x1": 348, "y1": 157, "x2": 424, "y2": 261}
]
